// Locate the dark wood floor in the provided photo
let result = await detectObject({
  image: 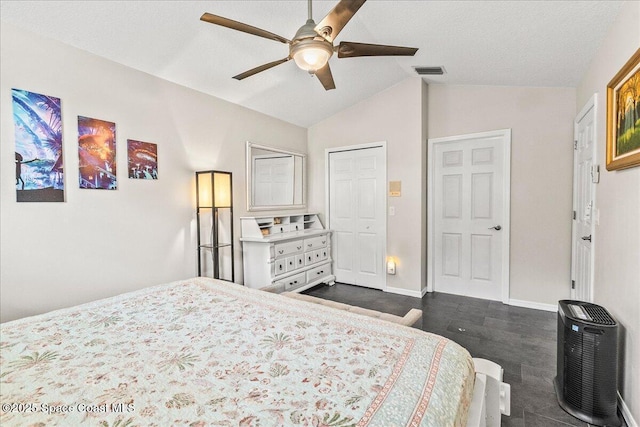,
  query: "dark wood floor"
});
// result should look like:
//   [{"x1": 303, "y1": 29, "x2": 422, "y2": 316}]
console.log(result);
[{"x1": 304, "y1": 283, "x2": 626, "y2": 427}]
